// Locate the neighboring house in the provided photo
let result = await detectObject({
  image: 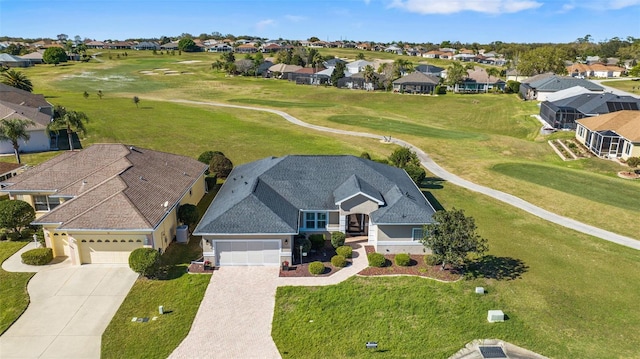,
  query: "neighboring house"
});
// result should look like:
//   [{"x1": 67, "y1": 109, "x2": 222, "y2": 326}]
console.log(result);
[
  {"x1": 415, "y1": 64, "x2": 444, "y2": 77},
  {"x1": 268, "y1": 63, "x2": 303, "y2": 79},
  {"x1": 505, "y1": 69, "x2": 528, "y2": 82},
  {"x1": 567, "y1": 63, "x2": 626, "y2": 78},
  {"x1": 454, "y1": 67, "x2": 505, "y2": 93},
  {"x1": 543, "y1": 86, "x2": 593, "y2": 103},
  {"x1": 235, "y1": 44, "x2": 258, "y2": 54},
  {"x1": 346, "y1": 60, "x2": 373, "y2": 74},
  {"x1": 85, "y1": 40, "x2": 105, "y2": 49},
  {"x1": 323, "y1": 58, "x2": 346, "y2": 68},
  {"x1": 0, "y1": 53, "x2": 31, "y2": 68},
  {"x1": 160, "y1": 42, "x2": 179, "y2": 51},
  {"x1": 208, "y1": 43, "x2": 233, "y2": 53},
  {"x1": 540, "y1": 92, "x2": 640, "y2": 129},
  {"x1": 0, "y1": 144, "x2": 208, "y2": 265},
  {"x1": 0, "y1": 84, "x2": 54, "y2": 154},
  {"x1": 133, "y1": 41, "x2": 160, "y2": 50},
  {"x1": 105, "y1": 41, "x2": 133, "y2": 50},
  {"x1": 260, "y1": 43, "x2": 282, "y2": 53},
  {"x1": 393, "y1": 72, "x2": 439, "y2": 94},
  {"x1": 19, "y1": 51, "x2": 44, "y2": 65},
  {"x1": 575, "y1": 111, "x2": 640, "y2": 160},
  {"x1": 288, "y1": 67, "x2": 328, "y2": 85},
  {"x1": 0, "y1": 162, "x2": 26, "y2": 183},
  {"x1": 337, "y1": 72, "x2": 382, "y2": 91},
  {"x1": 194, "y1": 155, "x2": 436, "y2": 266},
  {"x1": 519, "y1": 75, "x2": 603, "y2": 101}
]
